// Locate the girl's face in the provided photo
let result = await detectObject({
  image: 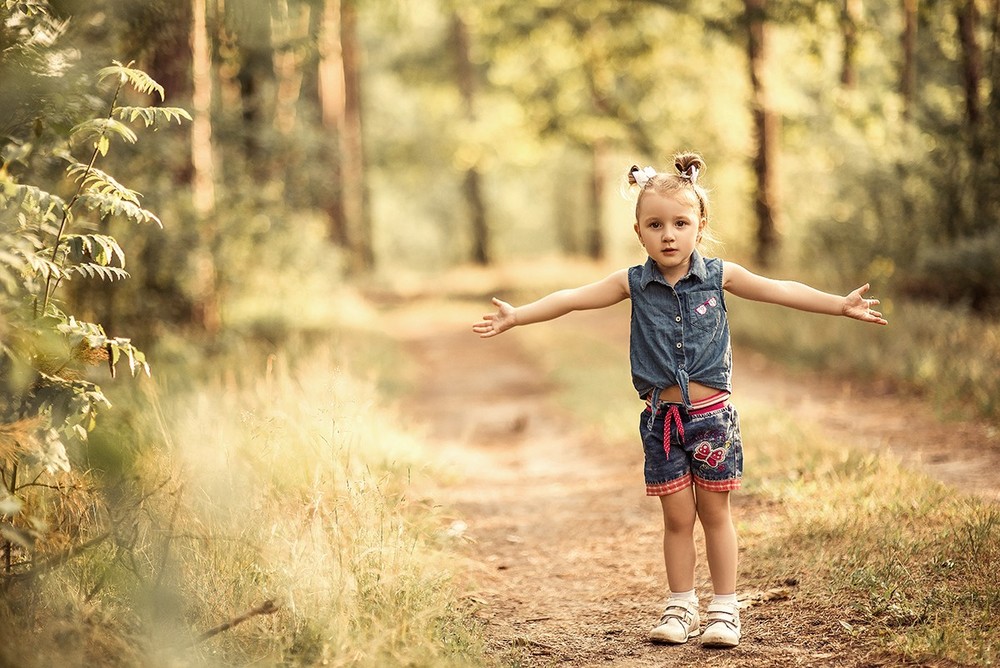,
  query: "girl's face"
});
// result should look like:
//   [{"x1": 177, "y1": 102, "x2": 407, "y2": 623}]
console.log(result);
[{"x1": 634, "y1": 191, "x2": 705, "y2": 283}]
